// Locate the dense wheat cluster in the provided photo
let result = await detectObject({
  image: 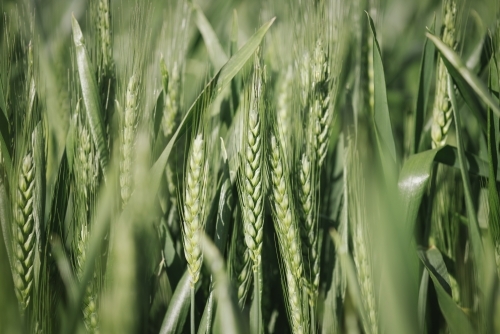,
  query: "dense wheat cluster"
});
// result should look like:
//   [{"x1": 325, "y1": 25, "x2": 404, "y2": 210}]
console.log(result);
[{"x1": 1, "y1": 0, "x2": 500, "y2": 333}]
